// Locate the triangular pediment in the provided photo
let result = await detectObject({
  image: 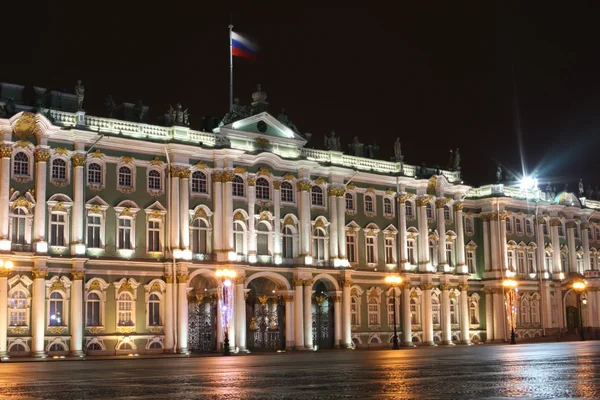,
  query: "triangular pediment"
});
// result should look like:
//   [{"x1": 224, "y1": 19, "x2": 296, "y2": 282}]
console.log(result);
[{"x1": 217, "y1": 112, "x2": 307, "y2": 143}]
